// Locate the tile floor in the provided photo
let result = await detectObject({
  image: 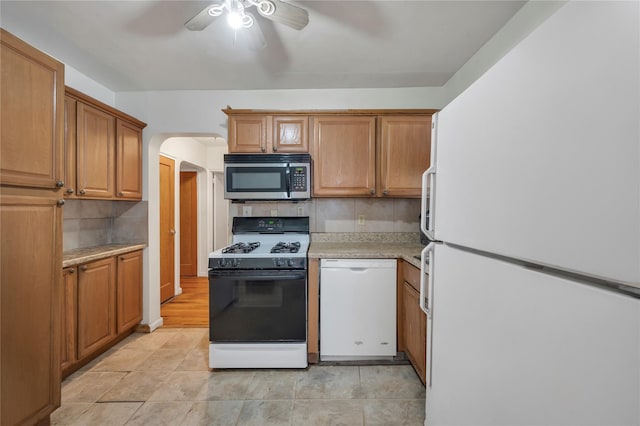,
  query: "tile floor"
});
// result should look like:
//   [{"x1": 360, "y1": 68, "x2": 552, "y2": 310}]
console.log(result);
[{"x1": 52, "y1": 328, "x2": 426, "y2": 425}]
